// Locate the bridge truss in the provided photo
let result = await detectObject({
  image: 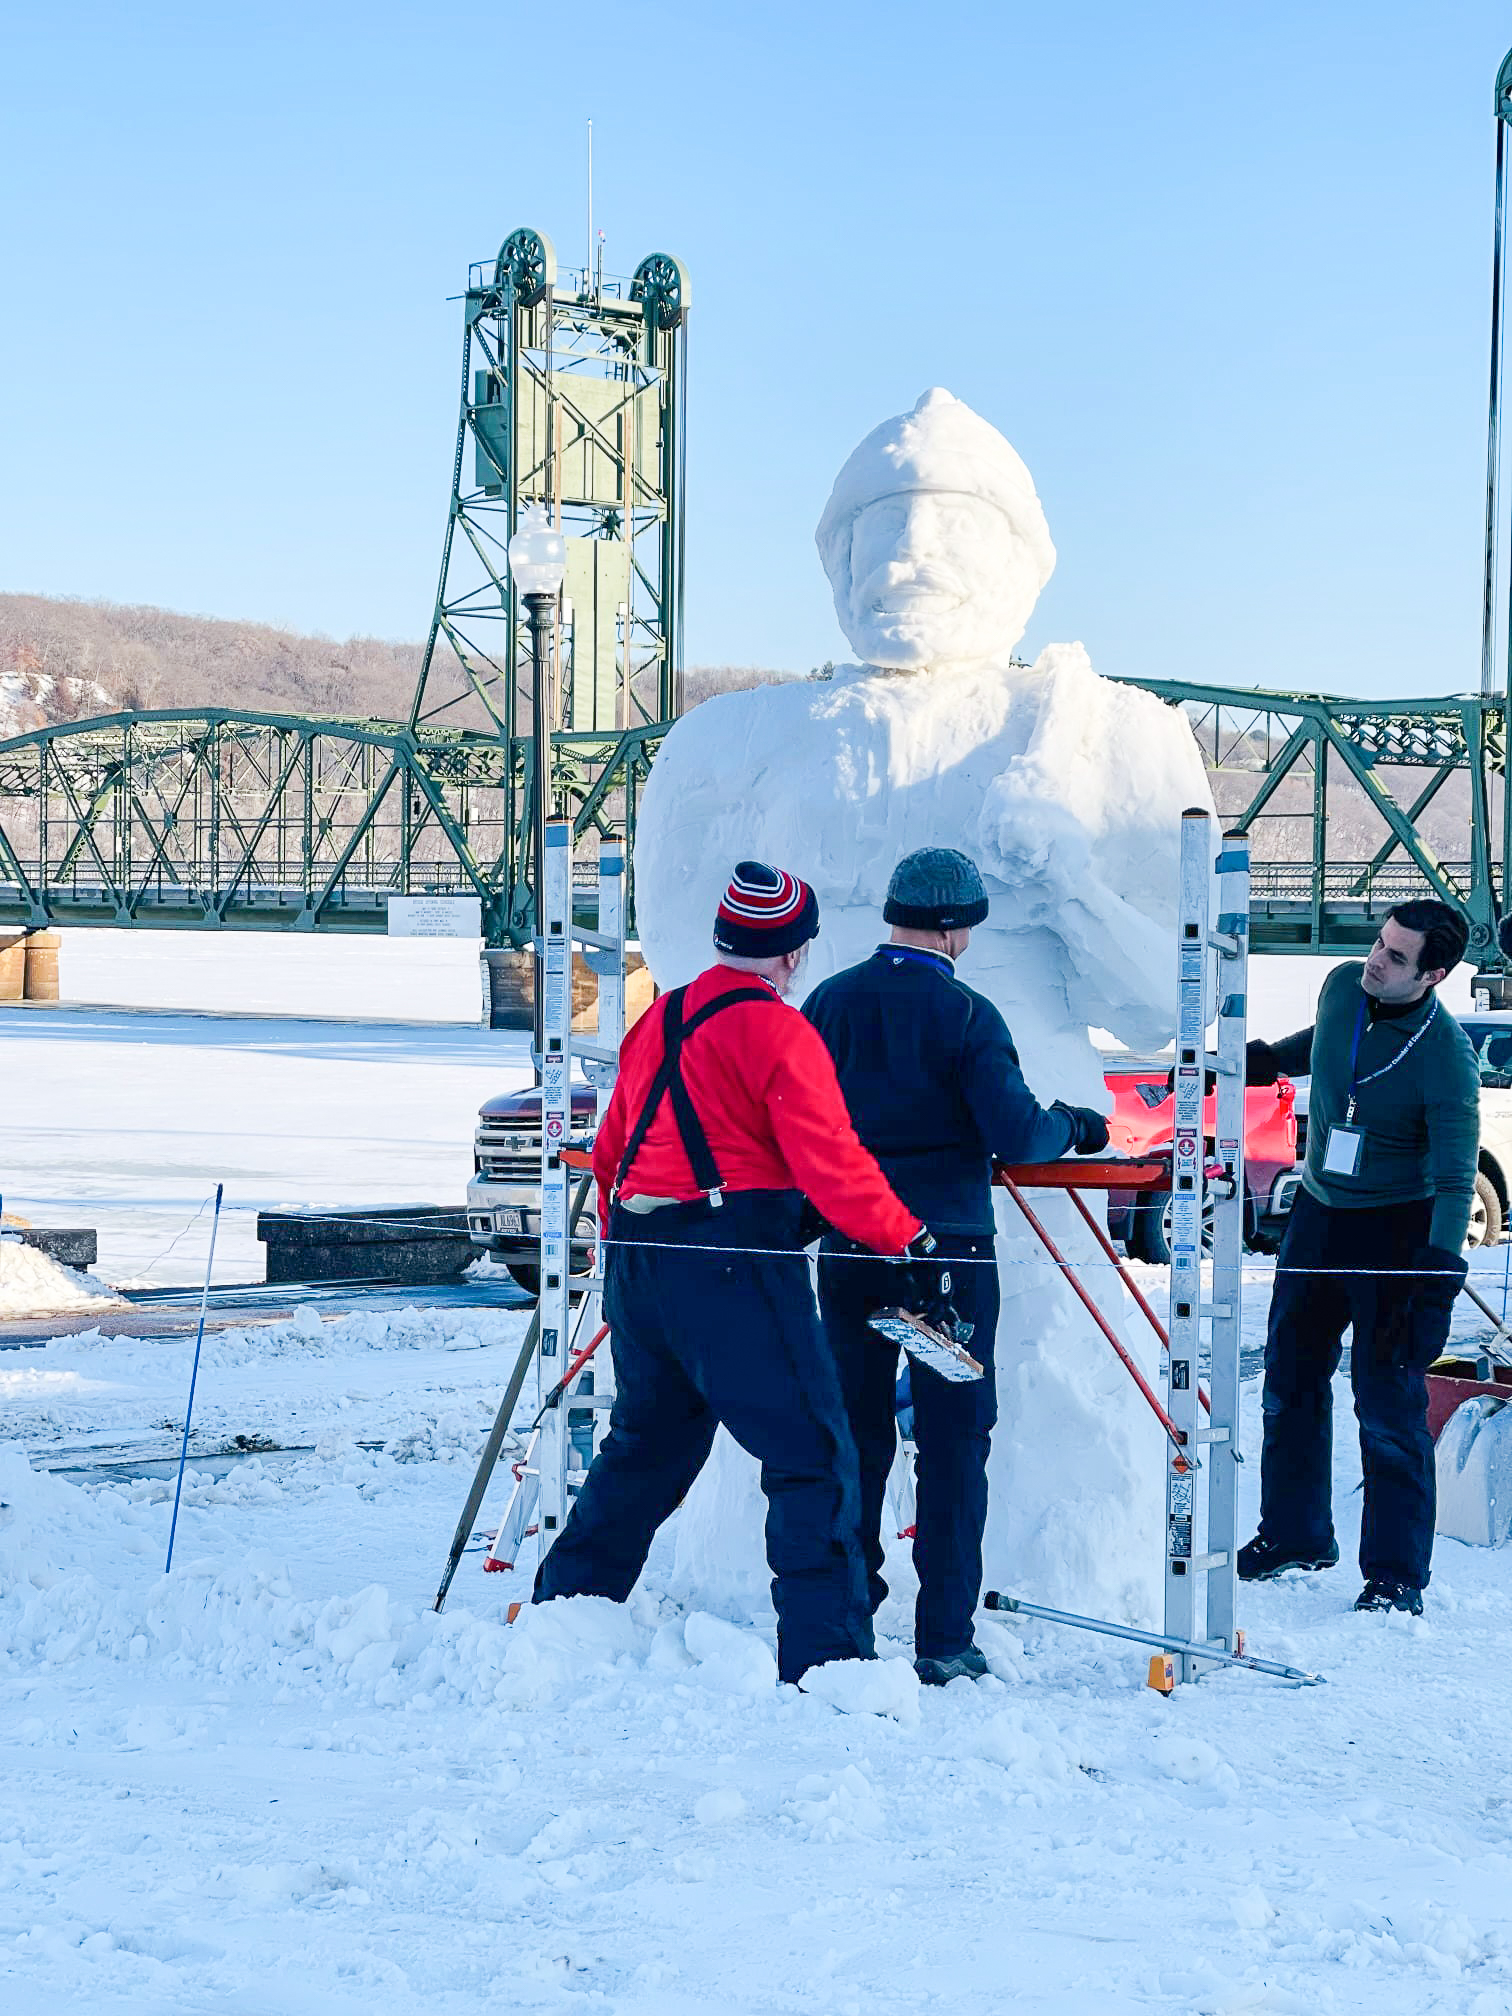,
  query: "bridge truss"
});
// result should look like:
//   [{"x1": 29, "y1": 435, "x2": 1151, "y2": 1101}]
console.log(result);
[
  {"x1": 3, "y1": 679, "x2": 1509, "y2": 973},
  {"x1": 0, "y1": 710, "x2": 662, "y2": 944},
  {"x1": 1121, "y1": 679, "x2": 1510, "y2": 976}
]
